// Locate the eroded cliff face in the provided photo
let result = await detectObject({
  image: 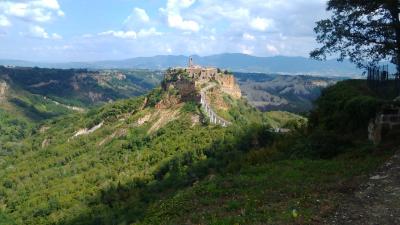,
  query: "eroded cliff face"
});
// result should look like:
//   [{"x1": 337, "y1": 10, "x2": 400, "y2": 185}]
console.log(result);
[
  {"x1": 0, "y1": 80, "x2": 8, "y2": 101},
  {"x1": 216, "y1": 75, "x2": 242, "y2": 99},
  {"x1": 163, "y1": 67, "x2": 242, "y2": 106}
]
